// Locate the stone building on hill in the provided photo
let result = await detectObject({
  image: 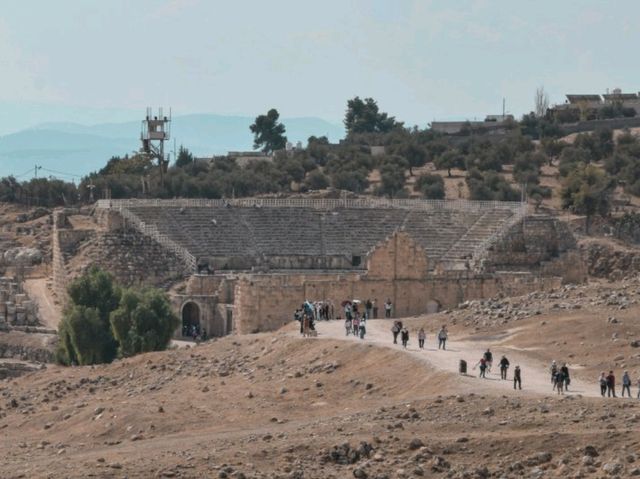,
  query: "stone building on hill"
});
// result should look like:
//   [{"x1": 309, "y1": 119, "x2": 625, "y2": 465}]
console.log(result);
[{"x1": 52, "y1": 198, "x2": 585, "y2": 339}]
